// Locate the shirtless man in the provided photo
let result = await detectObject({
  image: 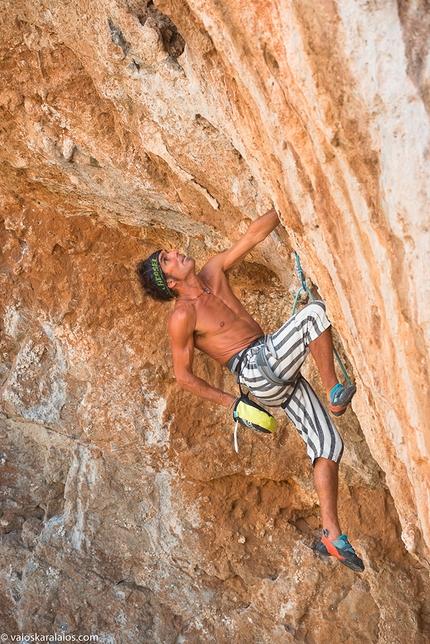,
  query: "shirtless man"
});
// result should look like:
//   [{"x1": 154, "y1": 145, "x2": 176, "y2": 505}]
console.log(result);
[{"x1": 136, "y1": 208, "x2": 364, "y2": 572}]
